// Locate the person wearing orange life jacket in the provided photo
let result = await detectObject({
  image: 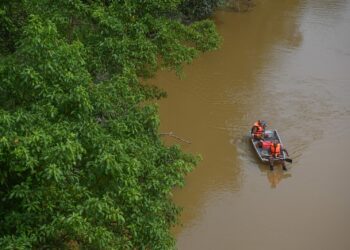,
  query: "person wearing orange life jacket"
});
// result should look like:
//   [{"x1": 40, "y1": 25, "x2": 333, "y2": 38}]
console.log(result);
[
  {"x1": 257, "y1": 140, "x2": 273, "y2": 150},
  {"x1": 251, "y1": 120, "x2": 266, "y2": 140},
  {"x1": 269, "y1": 140, "x2": 289, "y2": 171}
]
